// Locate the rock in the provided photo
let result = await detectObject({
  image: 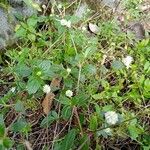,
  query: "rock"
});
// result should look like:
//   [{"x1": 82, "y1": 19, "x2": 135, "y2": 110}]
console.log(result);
[
  {"x1": 0, "y1": 8, "x2": 14, "y2": 50},
  {"x1": 75, "y1": 3, "x2": 88, "y2": 18},
  {"x1": 128, "y1": 22, "x2": 145, "y2": 41},
  {"x1": 0, "y1": 0, "x2": 45, "y2": 50},
  {"x1": 101, "y1": 0, "x2": 120, "y2": 8},
  {"x1": 85, "y1": 0, "x2": 120, "y2": 10}
]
